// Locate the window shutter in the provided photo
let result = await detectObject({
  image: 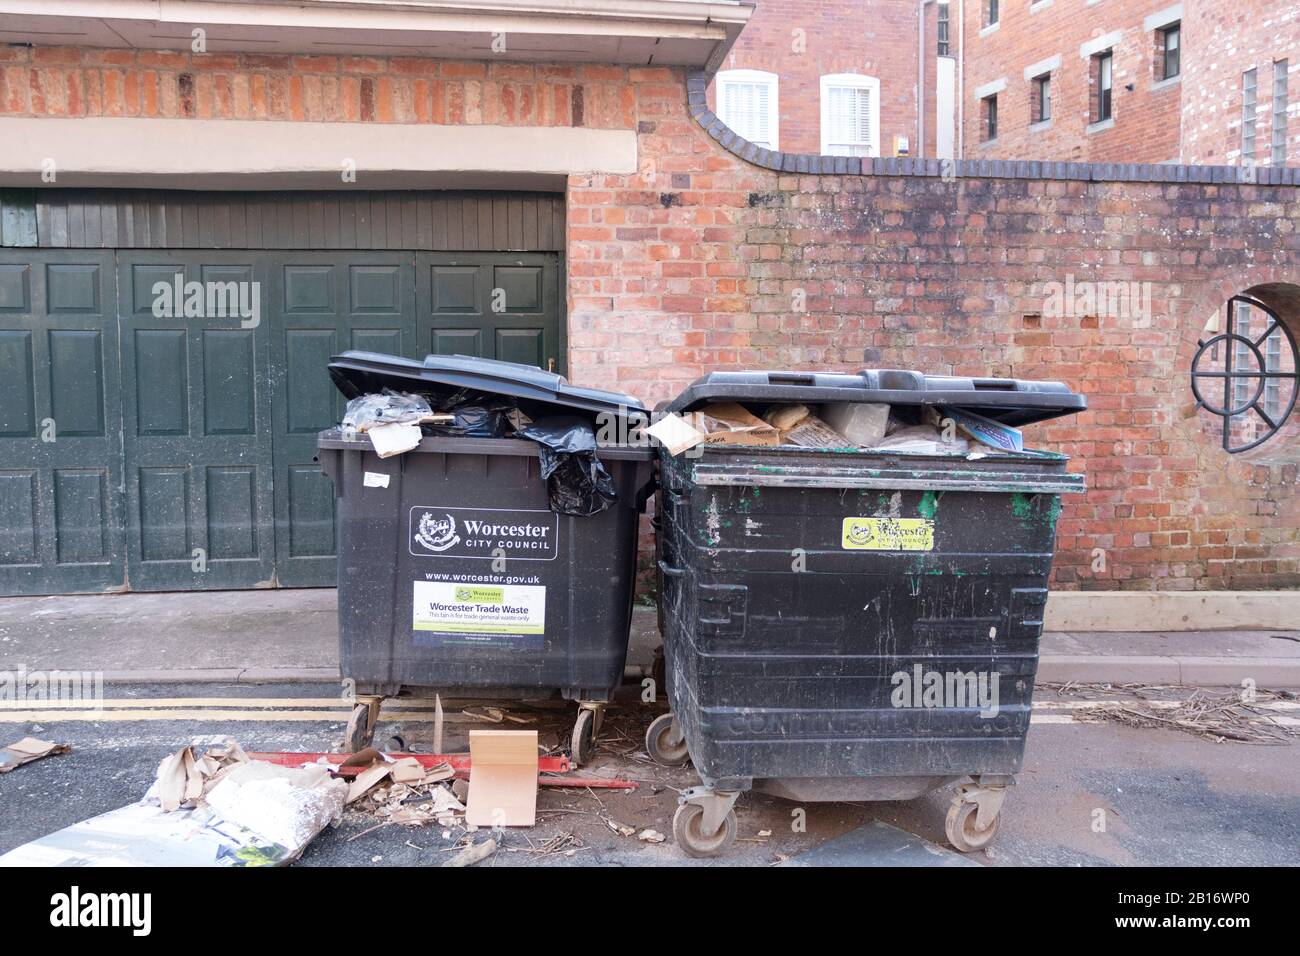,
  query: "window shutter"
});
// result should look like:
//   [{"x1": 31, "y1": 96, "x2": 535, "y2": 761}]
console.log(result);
[
  {"x1": 827, "y1": 85, "x2": 874, "y2": 155},
  {"x1": 723, "y1": 81, "x2": 771, "y2": 147}
]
